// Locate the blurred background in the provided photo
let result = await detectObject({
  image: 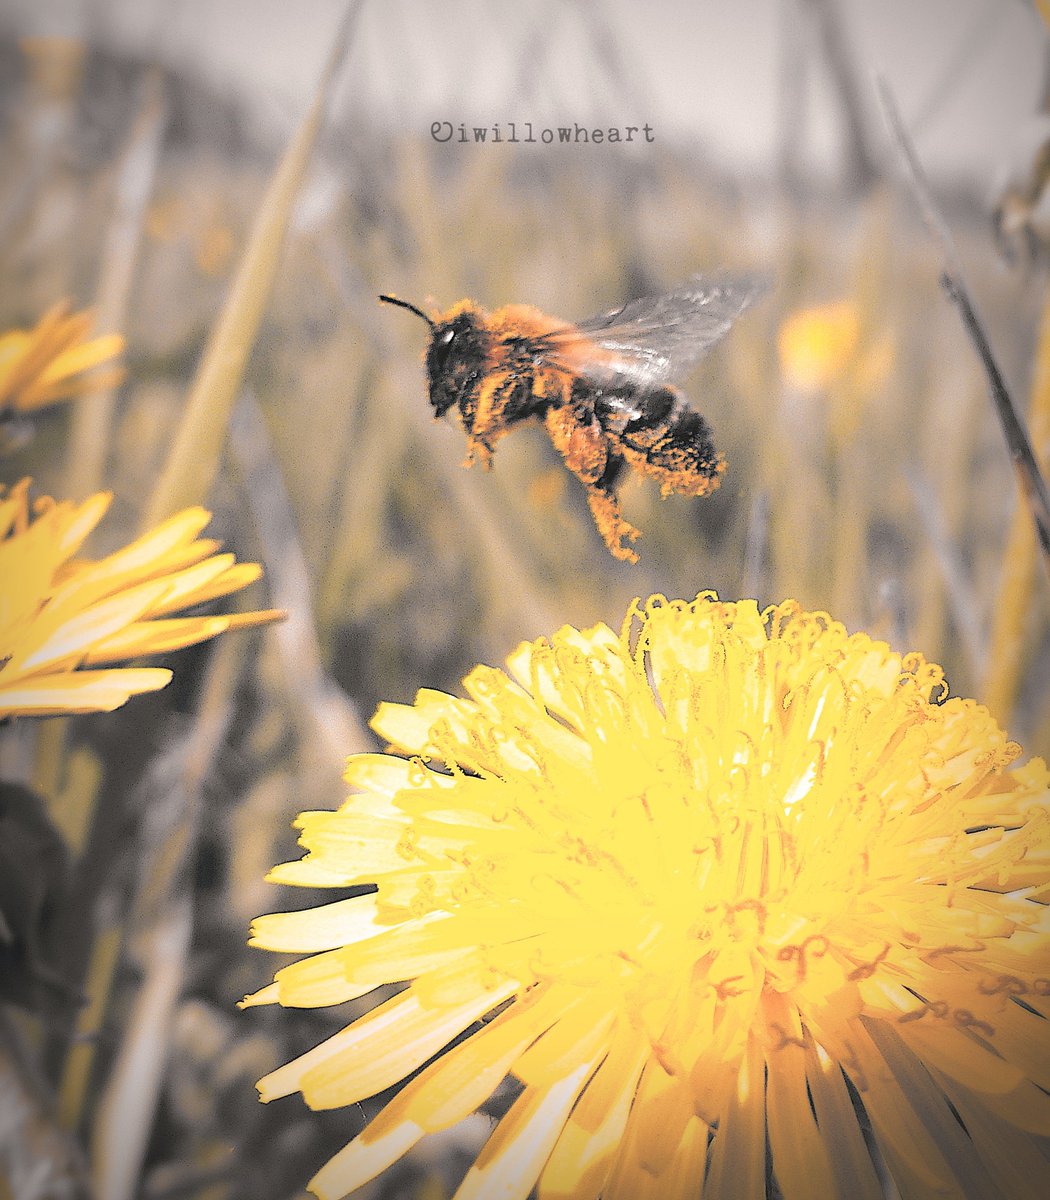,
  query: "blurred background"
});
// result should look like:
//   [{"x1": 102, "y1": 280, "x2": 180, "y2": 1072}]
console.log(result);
[{"x1": 0, "y1": 1, "x2": 1048, "y2": 1198}]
